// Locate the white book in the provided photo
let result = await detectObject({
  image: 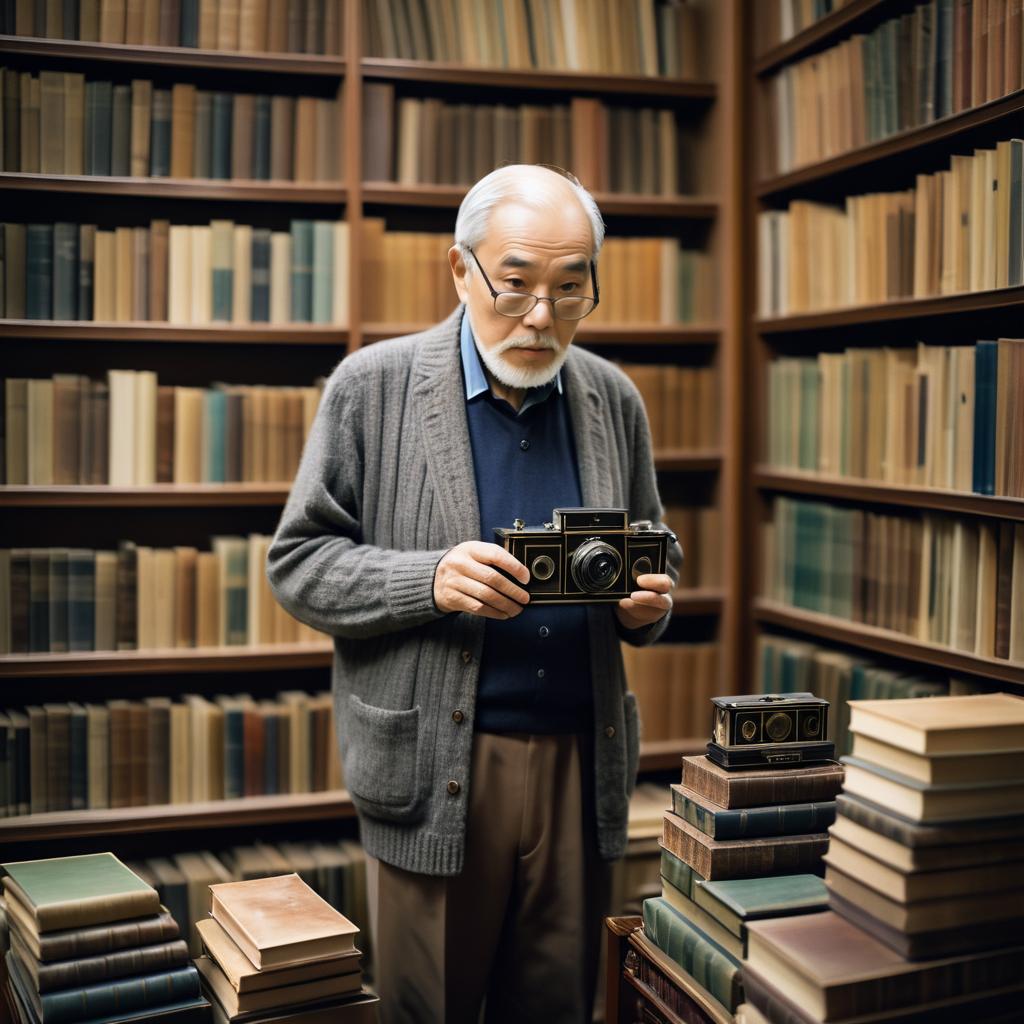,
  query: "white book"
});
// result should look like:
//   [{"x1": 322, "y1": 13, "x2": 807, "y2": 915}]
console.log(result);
[
  {"x1": 168, "y1": 225, "x2": 192, "y2": 325},
  {"x1": 107, "y1": 369, "x2": 136, "y2": 486},
  {"x1": 133, "y1": 370, "x2": 157, "y2": 485},
  {"x1": 233, "y1": 224, "x2": 252, "y2": 324},
  {"x1": 191, "y1": 225, "x2": 212, "y2": 324},
  {"x1": 270, "y1": 230, "x2": 291, "y2": 324}
]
